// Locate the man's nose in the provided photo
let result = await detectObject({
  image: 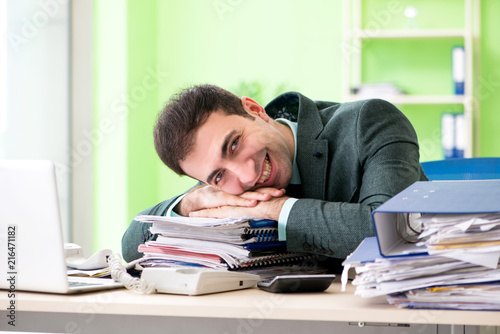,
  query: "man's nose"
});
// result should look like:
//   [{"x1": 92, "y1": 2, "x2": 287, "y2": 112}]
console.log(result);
[{"x1": 228, "y1": 158, "x2": 257, "y2": 187}]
